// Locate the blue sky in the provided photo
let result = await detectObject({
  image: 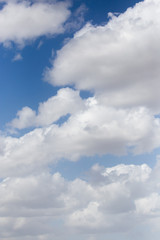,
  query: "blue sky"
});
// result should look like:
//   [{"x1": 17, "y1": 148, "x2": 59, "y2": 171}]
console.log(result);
[{"x1": 0, "y1": 0, "x2": 160, "y2": 239}]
